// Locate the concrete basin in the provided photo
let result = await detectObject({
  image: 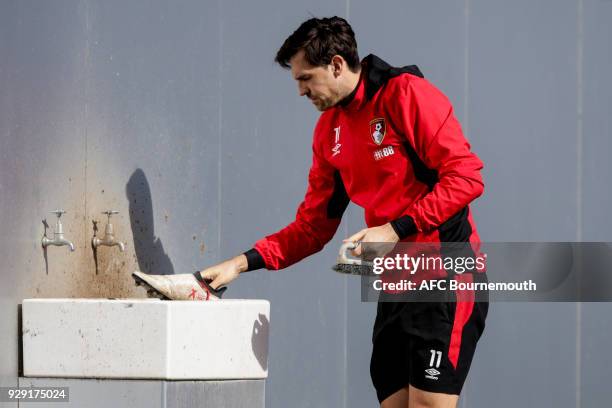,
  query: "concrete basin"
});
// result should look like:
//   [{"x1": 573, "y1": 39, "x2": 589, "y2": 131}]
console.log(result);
[{"x1": 22, "y1": 298, "x2": 270, "y2": 380}]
